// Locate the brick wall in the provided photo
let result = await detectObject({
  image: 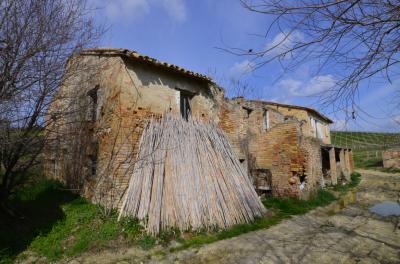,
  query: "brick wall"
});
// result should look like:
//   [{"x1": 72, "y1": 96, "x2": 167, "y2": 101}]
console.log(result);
[
  {"x1": 45, "y1": 52, "x2": 330, "y2": 208},
  {"x1": 44, "y1": 54, "x2": 221, "y2": 208},
  {"x1": 219, "y1": 99, "x2": 323, "y2": 198},
  {"x1": 268, "y1": 105, "x2": 331, "y2": 145}
]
